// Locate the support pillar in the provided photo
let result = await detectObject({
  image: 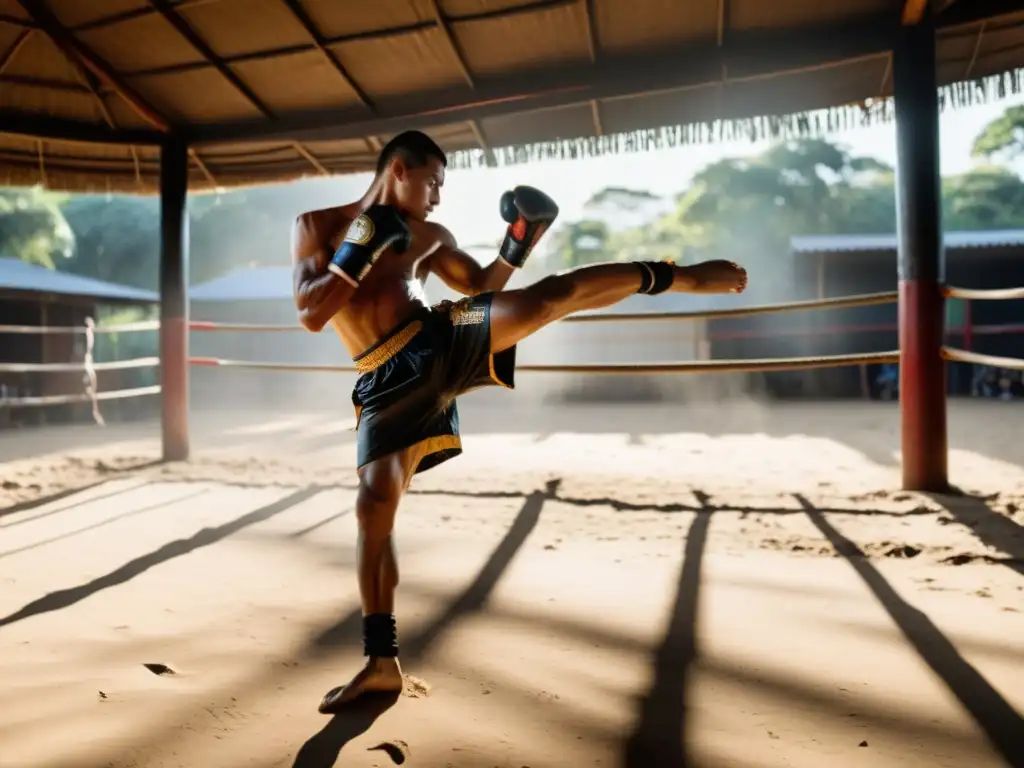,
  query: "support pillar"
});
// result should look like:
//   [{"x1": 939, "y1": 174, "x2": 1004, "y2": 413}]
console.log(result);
[
  {"x1": 893, "y1": 18, "x2": 947, "y2": 491},
  {"x1": 159, "y1": 137, "x2": 190, "y2": 461}
]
